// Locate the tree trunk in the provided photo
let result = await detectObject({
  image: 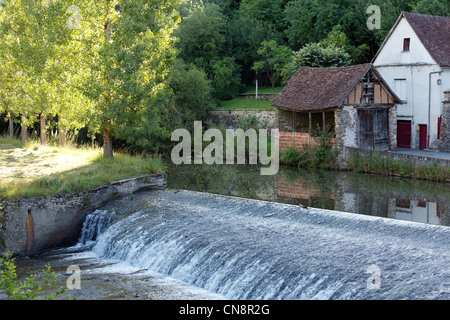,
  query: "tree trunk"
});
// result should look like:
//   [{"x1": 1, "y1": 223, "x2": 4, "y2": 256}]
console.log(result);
[
  {"x1": 20, "y1": 115, "x2": 27, "y2": 143},
  {"x1": 40, "y1": 113, "x2": 47, "y2": 146},
  {"x1": 58, "y1": 114, "x2": 66, "y2": 147},
  {"x1": 103, "y1": 129, "x2": 113, "y2": 158},
  {"x1": 8, "y1": 113, "x2": 14, "y2": 139}
]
